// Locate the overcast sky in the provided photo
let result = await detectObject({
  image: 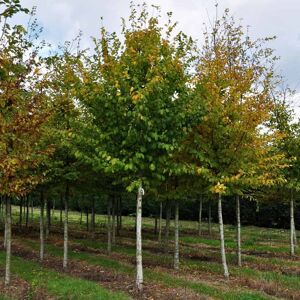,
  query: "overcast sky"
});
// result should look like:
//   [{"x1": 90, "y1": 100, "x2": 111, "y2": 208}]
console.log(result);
[{"x1": 20, "y1": 0, "x2": 300, "y2": 113}]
